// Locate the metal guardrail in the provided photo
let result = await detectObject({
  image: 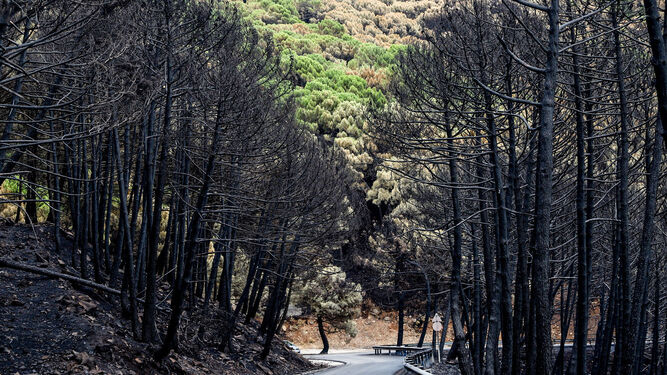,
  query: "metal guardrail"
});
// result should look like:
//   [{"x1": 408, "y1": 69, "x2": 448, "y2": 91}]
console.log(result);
[
  {"x1": 372, "y1": 345, "x2": 428, "y2": 355},
  {"x1": 372, "y1": 343, "x2": 435, "y2": 374},
  {"x1": 551, "y1": 337, "x2": 596, "y2": 347},
  {"x1": 405, "y1": 347, "x2": 434, "y2": 370},
  {"x1": 397, "y1": 338, "x2": 663, "y2": 375},
  {"x1": 404, "y1": 362, "x2": 432, "y2": 375}
]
